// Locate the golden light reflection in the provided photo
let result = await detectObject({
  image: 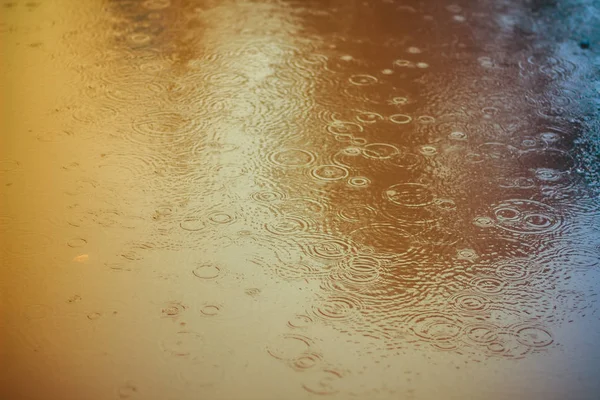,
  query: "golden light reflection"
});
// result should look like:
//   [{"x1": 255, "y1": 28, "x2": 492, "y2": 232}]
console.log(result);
[{"x1": 2, "y1": 0, "x2": 600, "y2": 399}]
